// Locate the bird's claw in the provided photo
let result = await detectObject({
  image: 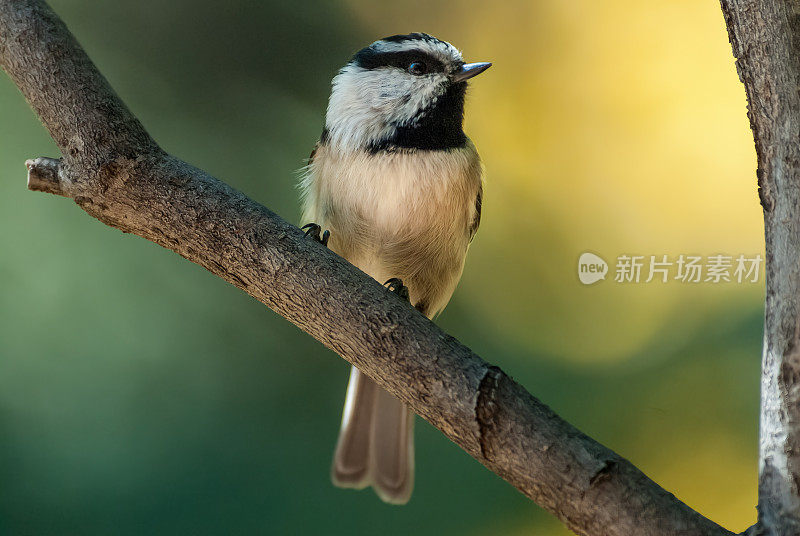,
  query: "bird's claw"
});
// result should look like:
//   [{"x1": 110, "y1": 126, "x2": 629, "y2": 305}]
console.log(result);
[
  {"x1": 301, "y1": 223, "x2": 330, "y2": 247},
  {"x1": 384, "y1": 277, "x2": 410, "y2": 302}
]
